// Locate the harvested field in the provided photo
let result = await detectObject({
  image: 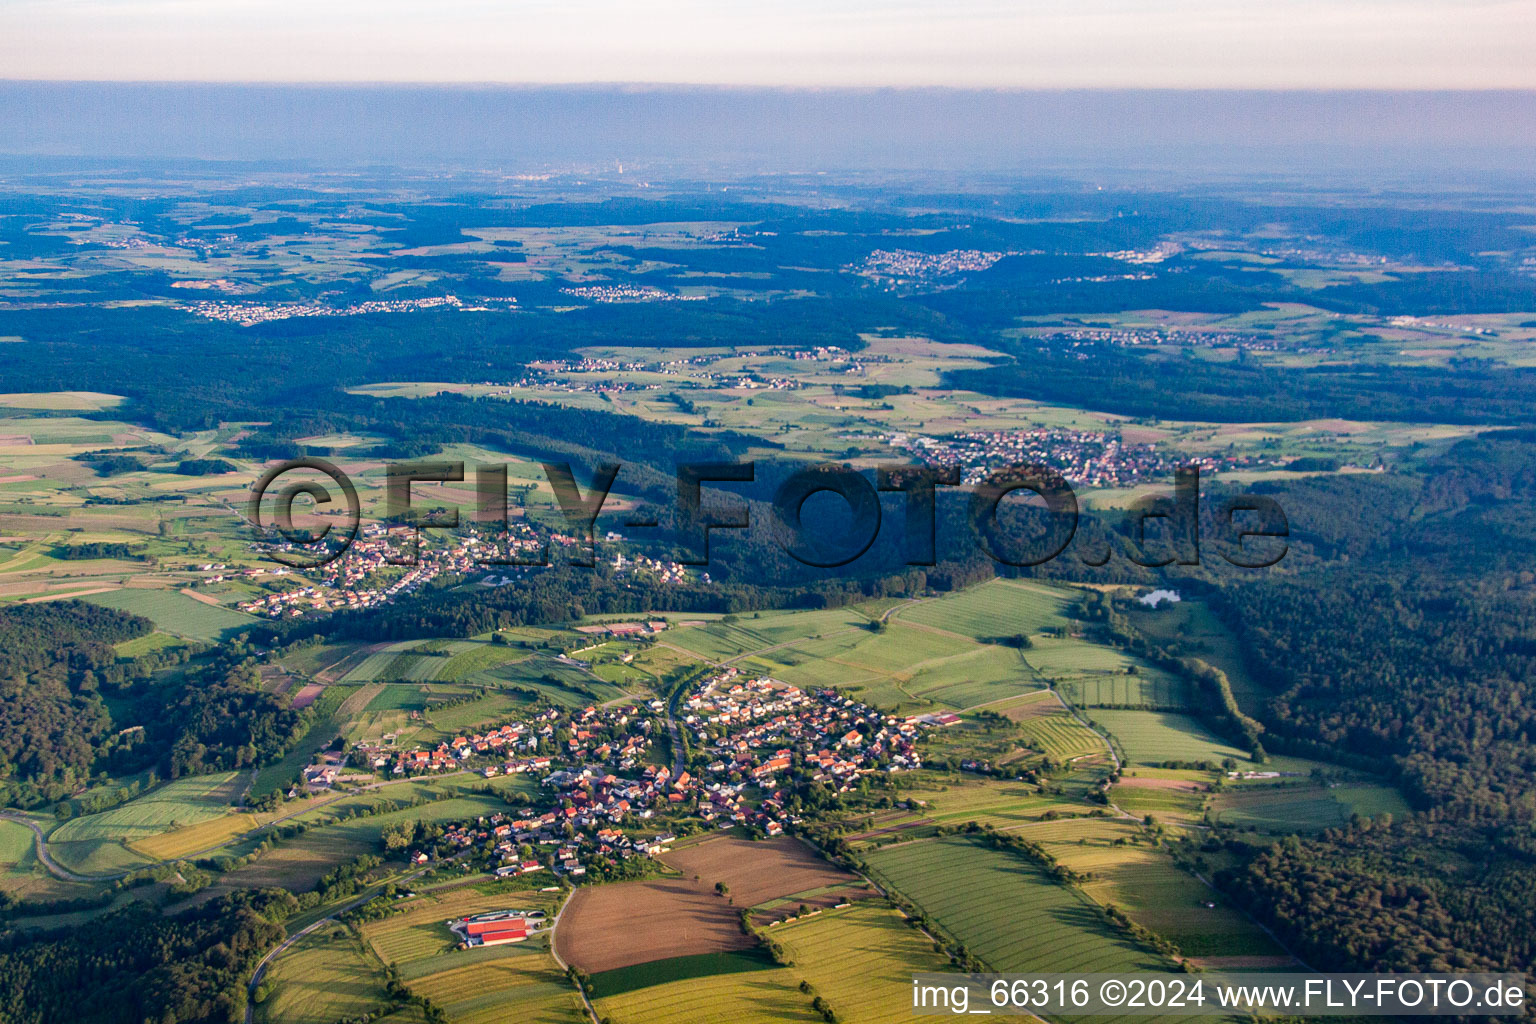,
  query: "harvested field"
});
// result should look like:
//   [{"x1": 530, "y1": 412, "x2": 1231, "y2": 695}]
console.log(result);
[
  {"x1": 291, "y1": 684, "x2": 325, "y2": 709},
  {"x1": 557, "y1": 837, "x2": 858, "y2": 972},
  {"x1": 992, "y1": 689, "x2": 1059, "y2": 720},
  {"x1": 128, "y1": 812, "x2": 258, "y2": 860},
  {"x1": 556, "y1": 876, "x2": 750, "y2": 972},
  {"x1": 1113, "y1": 776, "x2": 1206, "y2": 793},
  {"x1": 662, "y1": 836, "x2": 859, "y2": 908}
]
